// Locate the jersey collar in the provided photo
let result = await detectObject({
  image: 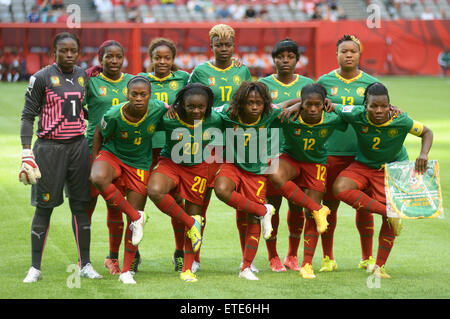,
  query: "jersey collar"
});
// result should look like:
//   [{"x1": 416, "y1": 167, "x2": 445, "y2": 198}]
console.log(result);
[
  {"x1": 238, "y1": 114, "x2": 262, "y2": 126},
  {"x1": 148, "y1": 72, "x2": 173, "y2": 82},
  {"x1": 334, "y1": 70, "x2": 363, "y2": 84},
  {"x1": 175, "y1": 113, "x2": 204, "y2": 129},
  {"x1": 207, "y1": 60, "x2": 235, "y2": 72},
  {"x1": 120, "y1": 102, "x2": 149, "y2": 127},
  {"x1": 99, "y1": 72, "x2": 124, "y2": 83},
  {"x1": 272, "y1": 74, "x2": 299, "y2": 87},
  {"x1": 297, "y1": 111, "x2": 324, "y2": 127}
]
